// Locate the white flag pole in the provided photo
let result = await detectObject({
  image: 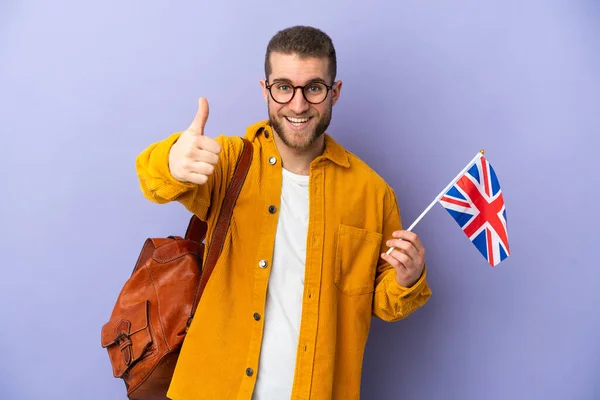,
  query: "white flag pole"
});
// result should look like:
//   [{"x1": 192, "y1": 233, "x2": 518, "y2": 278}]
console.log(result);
[{"x1": 385, "y1": 150, "x2": 485, "y2": 255}]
